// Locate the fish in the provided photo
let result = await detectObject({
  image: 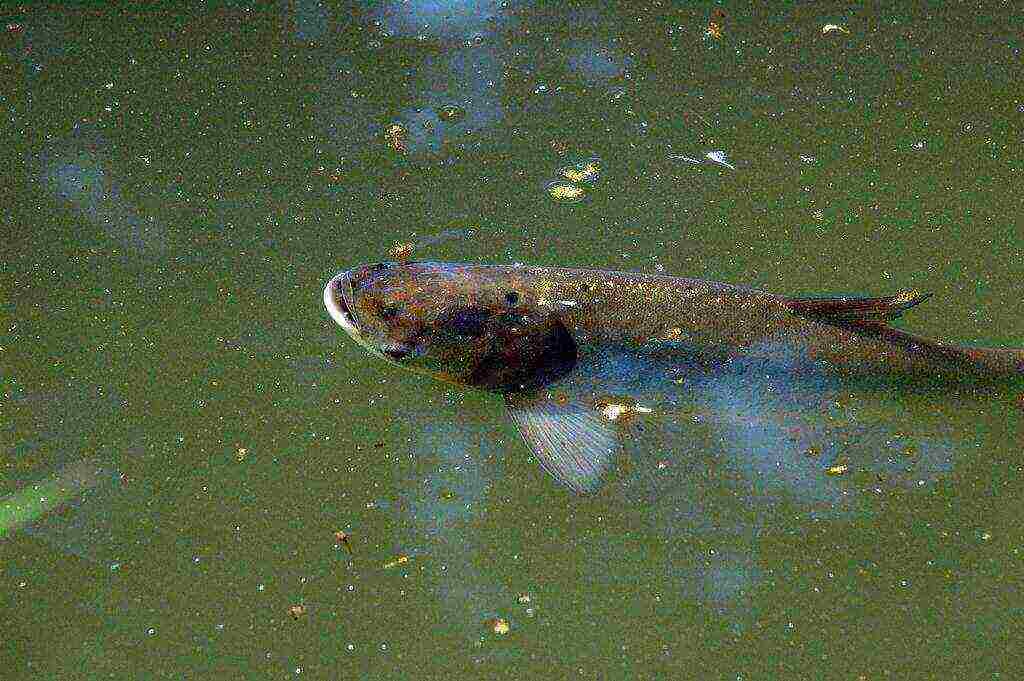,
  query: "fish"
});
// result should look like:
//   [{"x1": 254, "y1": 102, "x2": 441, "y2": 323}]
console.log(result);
[{"x1": 323, "y1": 261, "x2": 1024, "y2": 494}]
